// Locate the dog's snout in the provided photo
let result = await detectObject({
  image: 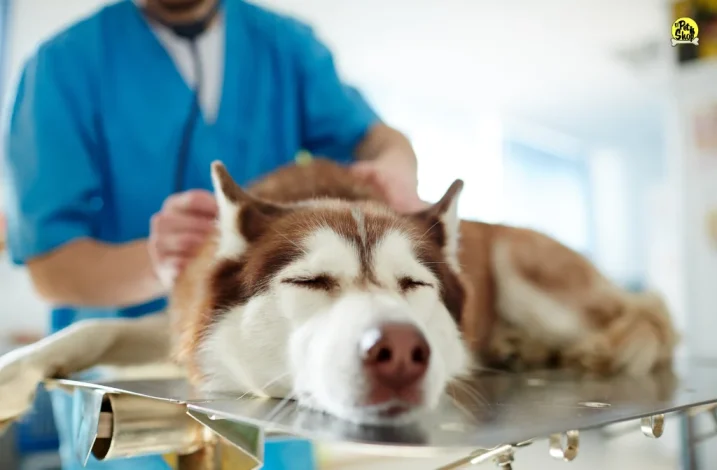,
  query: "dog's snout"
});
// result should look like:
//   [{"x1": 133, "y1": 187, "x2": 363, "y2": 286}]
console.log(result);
[{"x1": 361, "y1": 323, "x2": 430, "y2": 398}]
